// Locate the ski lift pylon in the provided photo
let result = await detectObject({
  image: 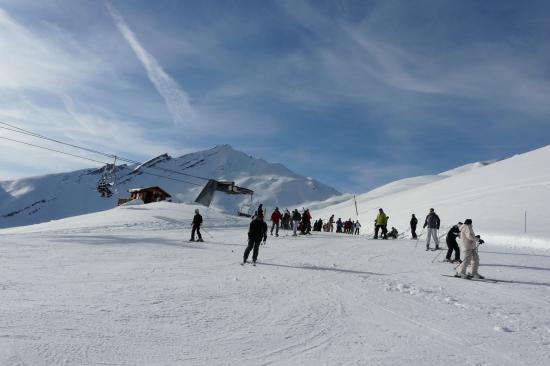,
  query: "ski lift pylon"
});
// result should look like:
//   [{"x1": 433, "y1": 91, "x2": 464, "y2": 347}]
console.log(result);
[{"x1": 194, "y1": 179, "x2": 254, "y2": 215}]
